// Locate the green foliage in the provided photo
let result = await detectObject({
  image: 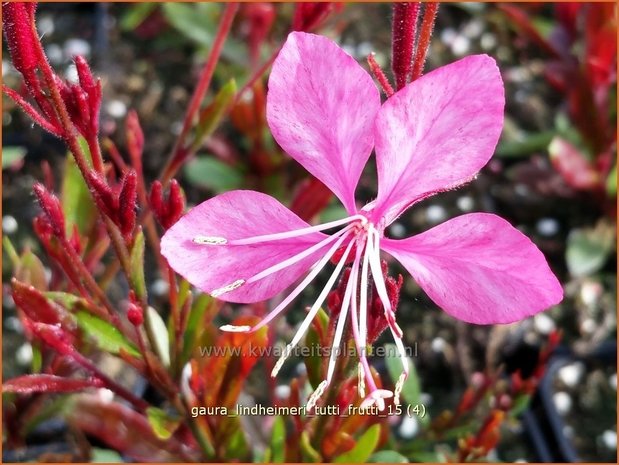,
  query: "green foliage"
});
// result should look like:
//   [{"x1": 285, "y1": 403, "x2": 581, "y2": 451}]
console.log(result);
[
  {"x1": 334, "y1": 424, "x2": 381, "y2": 463},
  {"x1": 76, "y1": 311, "x2": 141, "y2": 357},
  {"x1": 184, "y1": 156, "x2": 244, "y2": 193}
]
